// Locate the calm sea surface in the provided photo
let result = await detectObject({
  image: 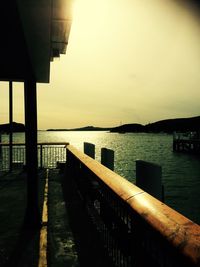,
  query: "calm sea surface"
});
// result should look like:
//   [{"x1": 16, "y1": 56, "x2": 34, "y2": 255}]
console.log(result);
[{"x1": 2, "y1": 131, "x2": 200, "y2": 224}]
